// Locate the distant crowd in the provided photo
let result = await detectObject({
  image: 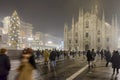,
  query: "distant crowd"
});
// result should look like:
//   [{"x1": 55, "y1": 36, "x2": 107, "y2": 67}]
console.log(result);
[{"x1": 0, "y1": 48, "x2": 120, "y2": 80}]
